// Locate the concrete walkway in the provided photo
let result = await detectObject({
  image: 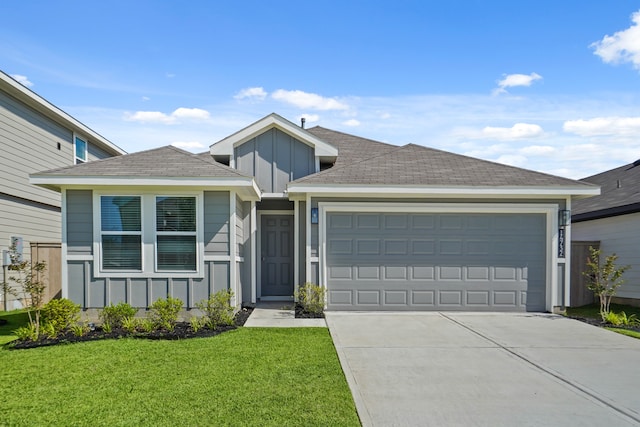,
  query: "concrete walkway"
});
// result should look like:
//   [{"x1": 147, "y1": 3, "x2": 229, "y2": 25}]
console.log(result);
[
  {"x1": 326, "y1": 312, "x2": 640, "y2": 427},
  {"x1": 243, "y1": 301, "x2": 326, "y2": 327}
]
